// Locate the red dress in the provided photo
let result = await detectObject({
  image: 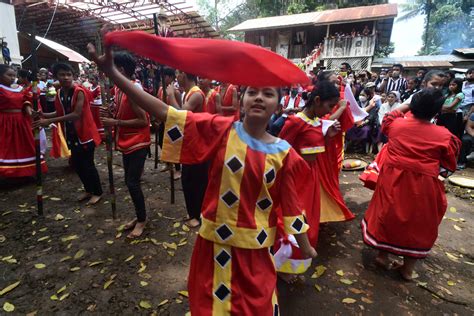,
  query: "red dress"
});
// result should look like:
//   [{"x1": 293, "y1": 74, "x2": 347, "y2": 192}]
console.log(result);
[
  {"x1": 161, "y1": 107, "x2": 309, "y2": 316},
  {"x1": 318, "y1": 104, "x2": 355, "y2": 222},
  {"x1": 274, "y1": 112, "x2": 325, "y2": 274},
  {"x1": 0, "y1": 84, "x2": 47, "y2": 177},
  {"x1": 362, "y1": 110, "x2": 460, "y2": 258}
]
